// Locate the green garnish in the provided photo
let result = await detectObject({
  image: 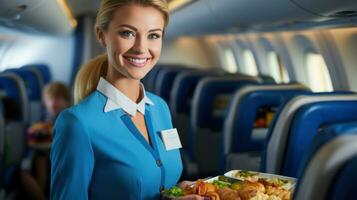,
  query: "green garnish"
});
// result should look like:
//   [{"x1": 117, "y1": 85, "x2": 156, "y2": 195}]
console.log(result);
[
  {"x1": 163, "y1": 186, "x2": 184, "y2": 197},
  {"x1": 235, "y1": 170, "x2": 259, "y2": 178},
  {"x1": 212, "y1": 180, "x2": 231, "y2": 188}
]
